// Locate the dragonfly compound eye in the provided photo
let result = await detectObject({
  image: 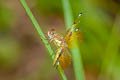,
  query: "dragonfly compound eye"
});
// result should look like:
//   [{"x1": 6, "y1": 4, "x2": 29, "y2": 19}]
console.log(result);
[
  {"x1": 48, "y1": 28, "x2": 56, "y2": 39},
  {"x1": 50, "y1": 29, "x2": 55, "y2": 34}
]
